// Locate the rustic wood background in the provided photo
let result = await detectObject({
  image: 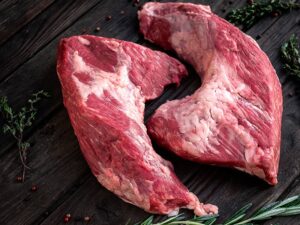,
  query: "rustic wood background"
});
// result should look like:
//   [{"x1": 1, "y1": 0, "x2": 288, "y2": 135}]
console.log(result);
[{"x1": 0, "y1": 0, "x2": 299, "y2": 224}]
